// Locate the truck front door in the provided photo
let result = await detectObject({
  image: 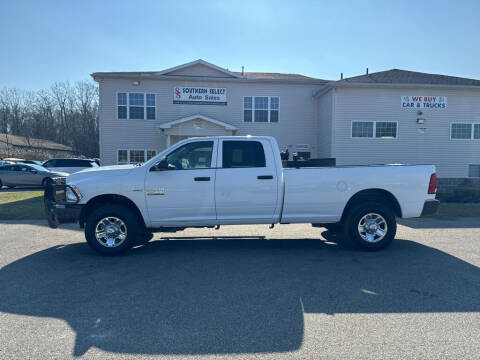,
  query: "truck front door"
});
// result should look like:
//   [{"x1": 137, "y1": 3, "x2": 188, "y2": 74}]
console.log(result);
[
  {"x1": 215, "y1": 139, "x2": 278, "y2": 223},
  {"x1": 145, "y1": 140, "x2": 217, "y2": 226}
]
